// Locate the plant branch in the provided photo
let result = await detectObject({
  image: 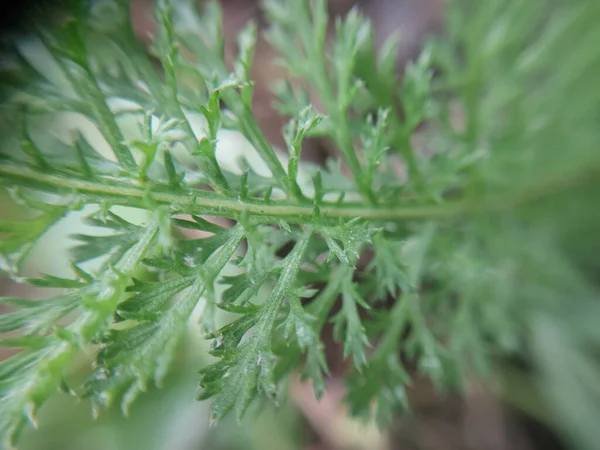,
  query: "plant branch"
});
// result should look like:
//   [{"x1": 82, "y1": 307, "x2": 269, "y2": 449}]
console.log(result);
[{"x1": 1, "y1": 159, "x2": 598, "y2": 224}]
